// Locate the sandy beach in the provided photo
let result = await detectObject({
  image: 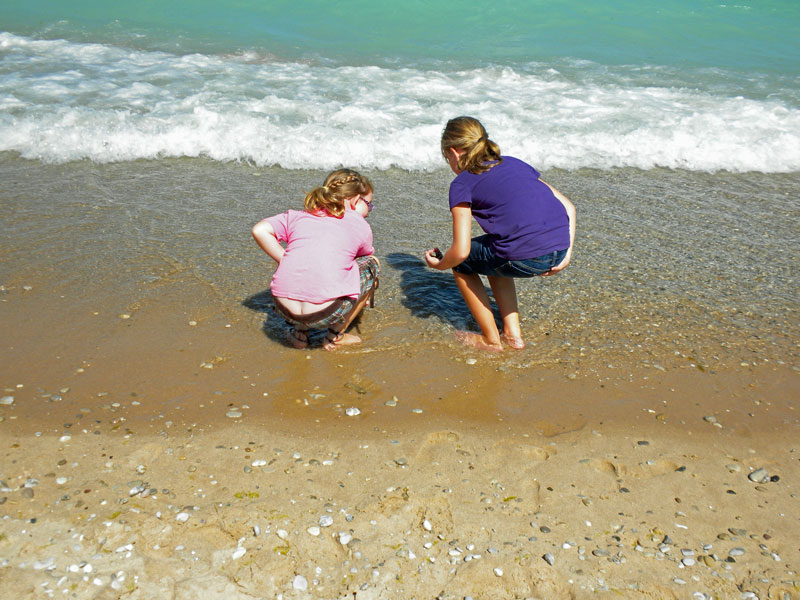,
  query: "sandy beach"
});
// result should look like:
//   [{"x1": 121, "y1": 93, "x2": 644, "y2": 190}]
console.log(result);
[
  {"x1": 1, "y1": 364, "x2": 798, "y2": 599},
  {"x1": 1, "y1": 157, "x2": 799, "y2": 599},
  {"x1": 2, "y1": 270, "x2": 799, "y2": 599}
]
